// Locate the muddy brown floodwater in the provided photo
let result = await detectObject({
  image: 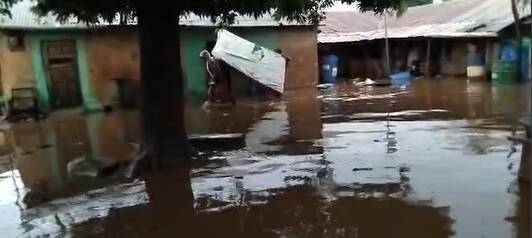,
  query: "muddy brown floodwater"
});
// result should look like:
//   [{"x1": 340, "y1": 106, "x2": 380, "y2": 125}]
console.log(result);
[{"x1": 0, "y1": 78, "x2": 530, "y2": 237}]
